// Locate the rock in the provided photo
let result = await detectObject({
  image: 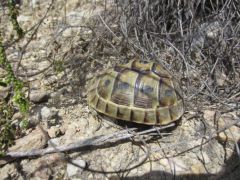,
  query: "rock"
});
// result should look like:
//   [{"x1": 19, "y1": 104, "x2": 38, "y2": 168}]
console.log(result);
[
  {"x1": 29, "y1": 111, "x2": 41, "y2": 127},
  {"x1": 40, "y1": 106, "x2": 59, "y2": 127},
  {"x1": 214, "y1": 114, "x2": 240, "y2": 143},
  {"x1": 197, "y1": 152, "x2": 211, "y2": 164},
  {"x1": 59, "y1": 126, "x2": 66, "y2": 134},
  {"x1": 191, "y1": 163, "x2": 206, "y2": 174},
  {"x1": 40, "y1": 106, "x2": 58, "y2": 121},
  {"x1": 0, "y1": 85, "x2": 10, "y2": 99},
  {"x1": 227, "y1": 126, "x2": 240, "y2": 141},
  {"x1": 67, "y1": 159, "x2": 87, "y2": 177},
  {"x1": 12, "y1": 112, "x2": 23, "y2": 120},
  {"x1": 159, "y1": 158, "x2": 187, "y2": 173},
  {"x1": 170, "y1": 158, "x2": 188, "y2": 173},
  {"x1": 41, "y1": 106, "x2": 51, "y2": 120},
  {"x1": 0, "y1": 163, "x2": 17, "y2": 179},
  {"x1": 217, "y1": 132, "x2": 228, "y2": 143},
  {"x1": 50, "y1": 86, "x2": 73, "y2": 99},
  {"x1": 30, "y1": 90, "x2": 49, "y2": 103},
  {"x1": 47, "y1": 126, "x2": 63, "y2": 138},
  {"x1": 217, "y1": 126, "x2": 240, "y2": 143},
  {"x1": 9, "y1": 127, "x2": 48, "y2": 151},
  {"x1": 203, "y1": 110, "x2": 215, "y2": 121},
  {"x1": 30, "y1": 80, "x2": 42, "y2": 89},
  {"x1": 64, "y1": 123, "x2": 78, "y2": 144},
  {"x1": 49, "y1": 91, "x2": 61, "y2": 104},
  {"x1": 50, "y1": 91, "x2": 61, "y2": 99},
  {"x1": 62, "y1": 27, "x2": 74, "y2": 37},
  {"x1": 21, "y1": 153, "x2": 64, "y2": 179},
  {"x1": 48, "y1": 137, "x2": 61, "y2": 146}
]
